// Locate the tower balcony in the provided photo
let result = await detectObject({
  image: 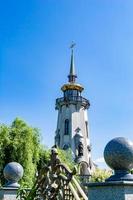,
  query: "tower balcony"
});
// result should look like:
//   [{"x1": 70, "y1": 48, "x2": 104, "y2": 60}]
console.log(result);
[{"x1": 55, "y1": 96, "x2": 90, "y2": 110}]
